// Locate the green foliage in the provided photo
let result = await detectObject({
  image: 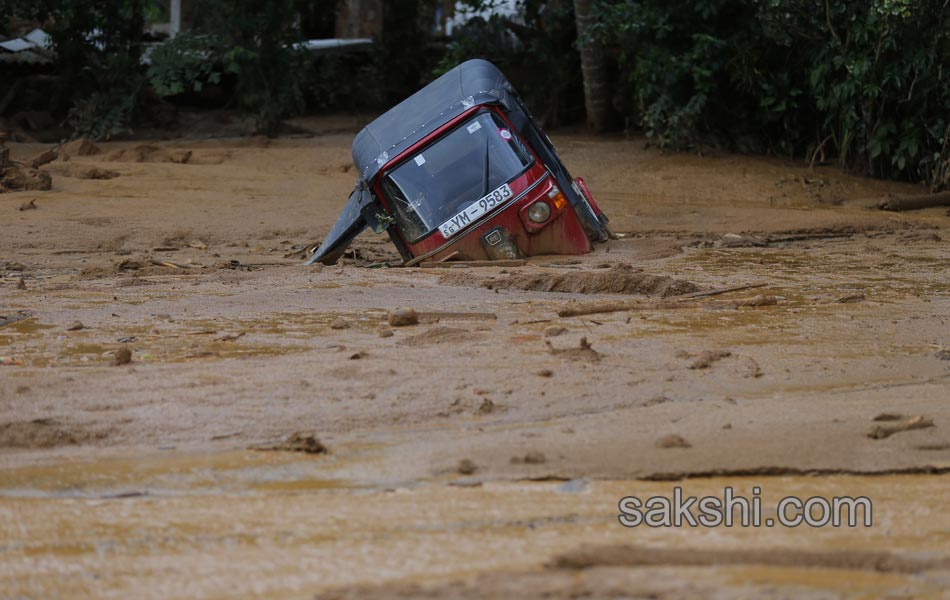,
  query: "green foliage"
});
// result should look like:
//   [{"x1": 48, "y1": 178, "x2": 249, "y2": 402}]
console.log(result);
[
  {"x1": 595, "y1": 0, "x2": 950, "y2": 187},
  {"x1": 439, "y1": 1, "x2": 582, "y2": 126},
  {"x1": 146, "y1": 33, "x2": 232, "y2": 97},
  {"x1": 7, "y1": 0, "x2": 155, "y2": 139},
  {"x1": 164, "y1": 0, "x2": 316, "y2": 135},
  {"x1": 306, "y1": 53, "x2": 384, "y2": 112},
  {"x1": 65, "y1": 53, "x2": 144, "y2": 140}
]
